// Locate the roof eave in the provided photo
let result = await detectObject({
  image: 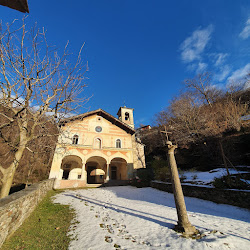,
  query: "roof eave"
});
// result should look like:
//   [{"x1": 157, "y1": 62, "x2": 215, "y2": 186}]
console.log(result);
[{"x1": 0, "y1": 0, "x2": 29, "y2": 13}]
